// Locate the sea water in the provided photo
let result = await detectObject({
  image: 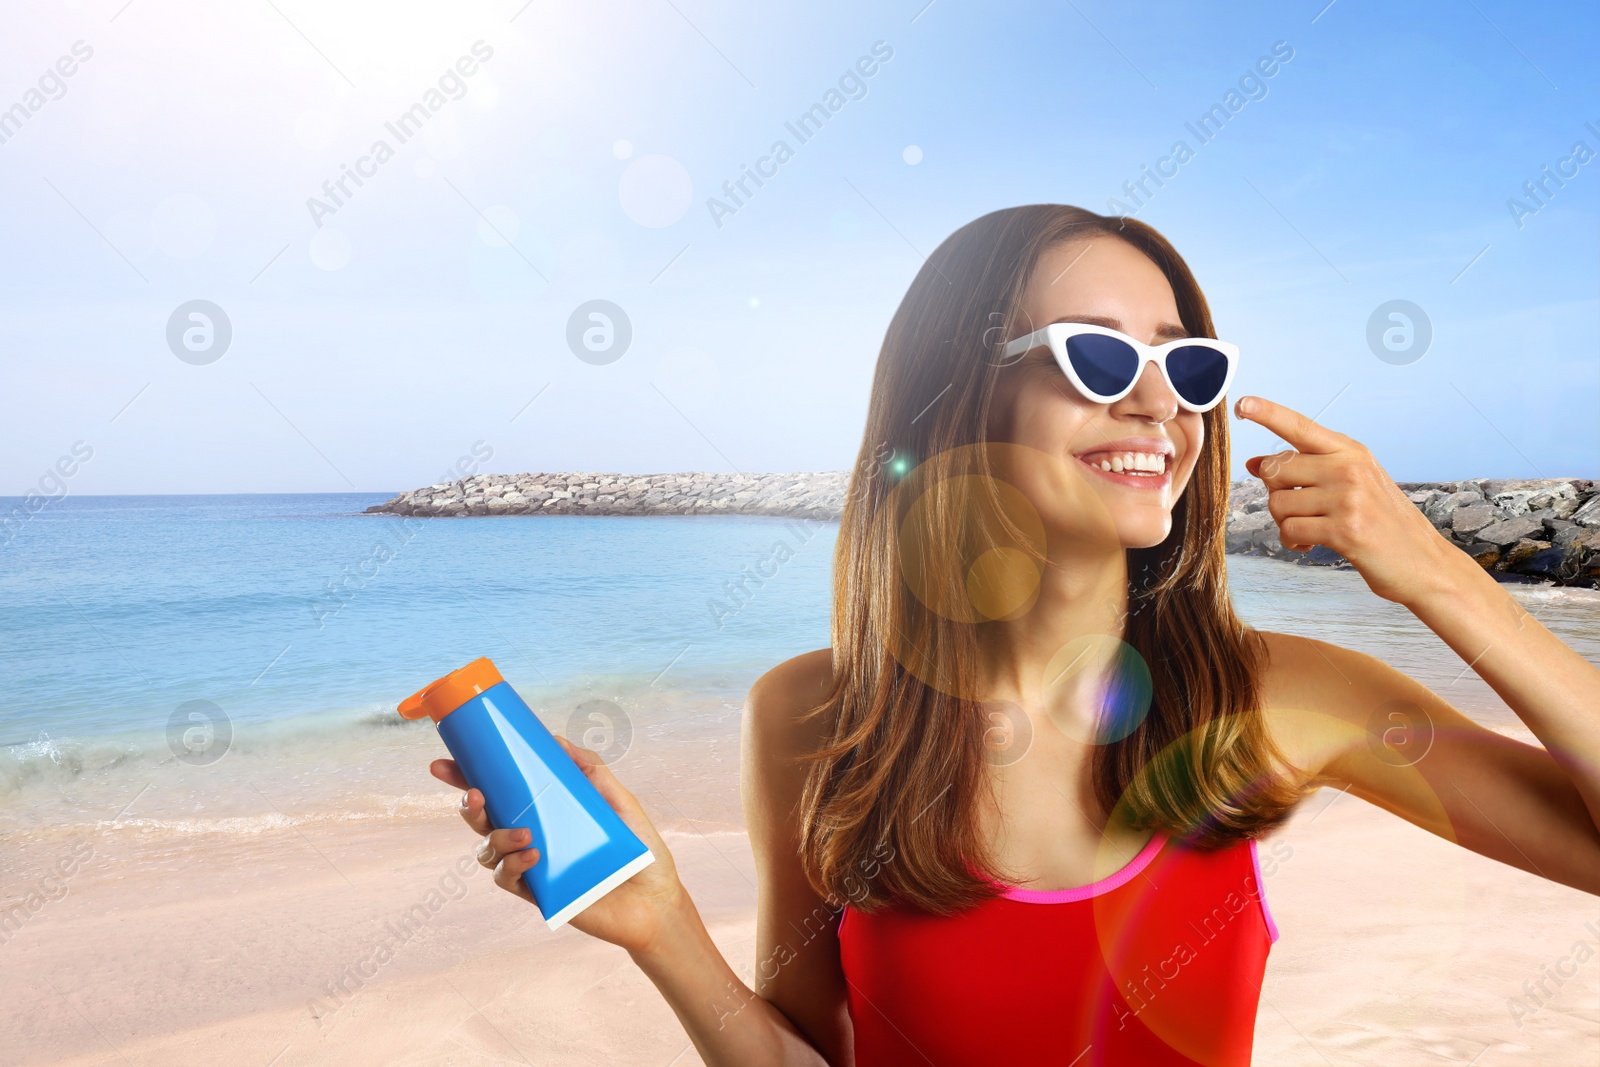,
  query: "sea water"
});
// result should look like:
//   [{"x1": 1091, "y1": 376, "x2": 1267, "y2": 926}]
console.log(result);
[
  {"x1": 2, "y1": 493, "x2": 1596, "y2": 841},
  {"x1": 0, "y1": 494, "x2": 835, "y2": 836}
]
